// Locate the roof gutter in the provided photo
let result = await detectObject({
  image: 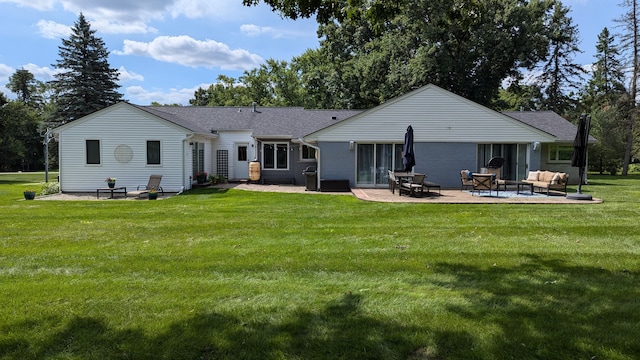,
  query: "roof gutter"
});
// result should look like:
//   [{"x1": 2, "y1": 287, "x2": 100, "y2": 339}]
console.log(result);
[{"x1": 294, "y1": 138, "x2": 321, "y2": 191}]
